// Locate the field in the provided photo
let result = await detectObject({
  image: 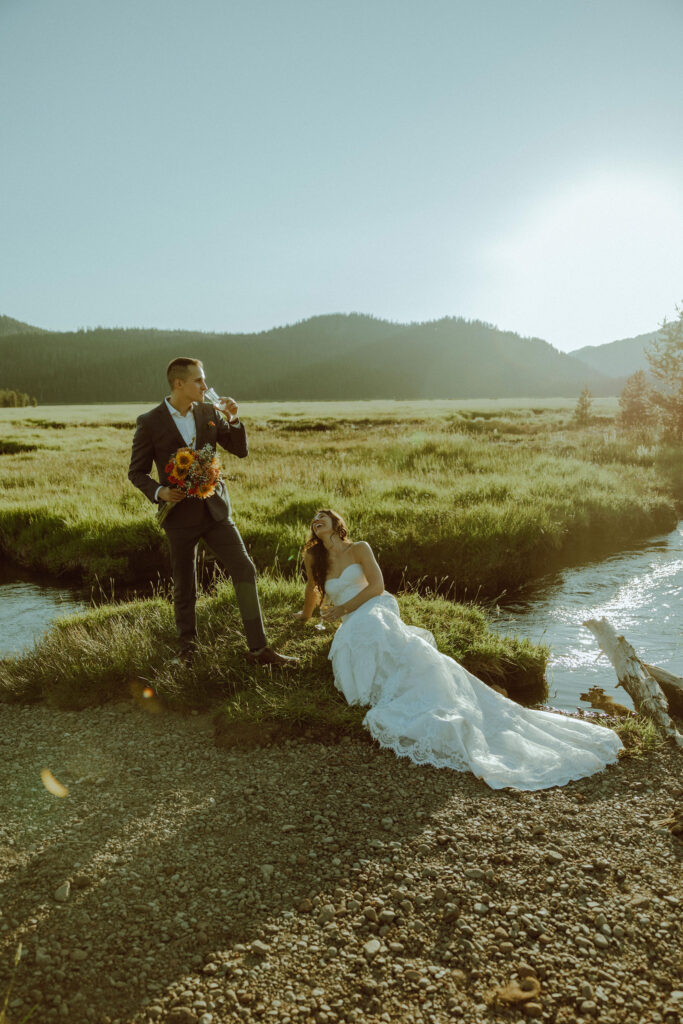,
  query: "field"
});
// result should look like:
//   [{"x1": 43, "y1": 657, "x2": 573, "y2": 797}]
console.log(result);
[
  {"x1": 0, "y1": 398, "x2": 679, "y2": 598},
  {"x1": 0, "y1": 398, "x2": 681, "y2": 722}
]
